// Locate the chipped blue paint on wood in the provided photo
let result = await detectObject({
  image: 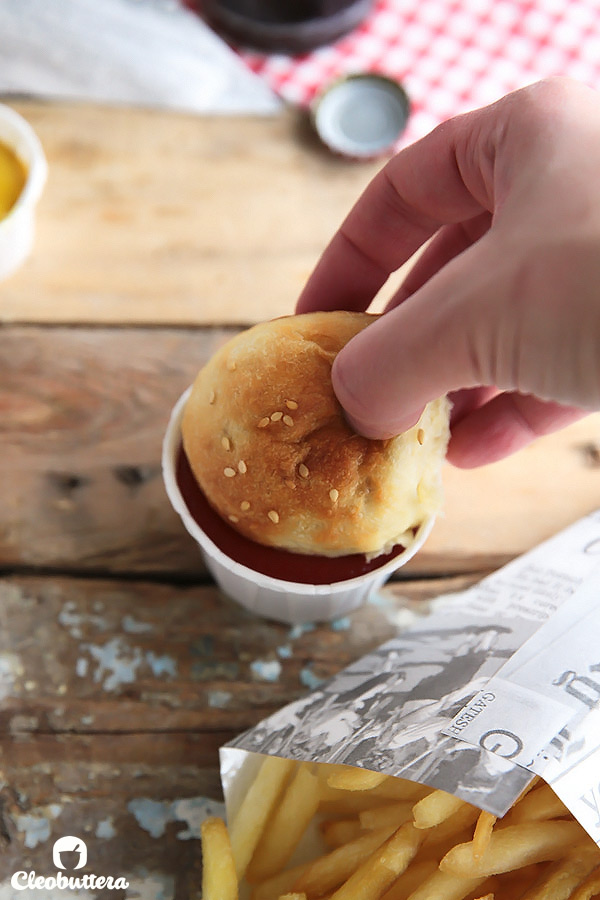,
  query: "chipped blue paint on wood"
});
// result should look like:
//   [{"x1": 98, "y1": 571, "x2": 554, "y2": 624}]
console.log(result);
[
  {"x1": 250, "y1": 659, "x2": 281, "y2": 682},
  {"x1": 128, "y1": 797, "x2": 225, "y2": 840}
]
